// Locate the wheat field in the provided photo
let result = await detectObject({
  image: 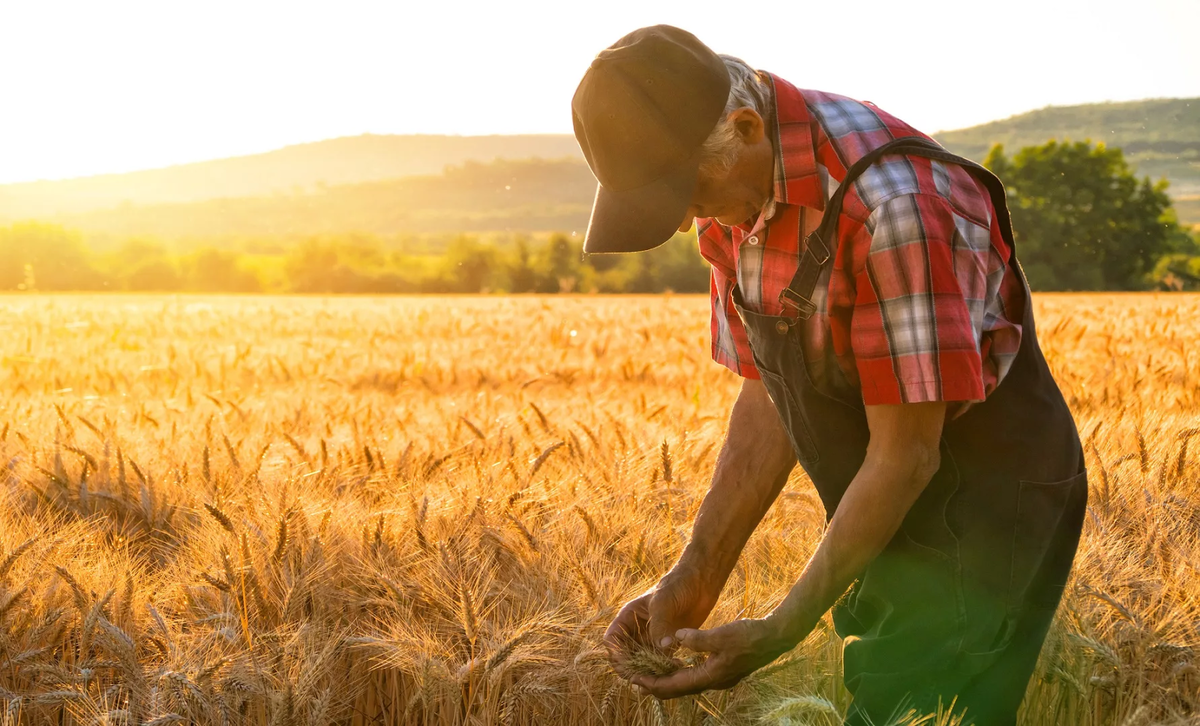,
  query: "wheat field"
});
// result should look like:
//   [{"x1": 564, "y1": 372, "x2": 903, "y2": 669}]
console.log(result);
[{"x1": 0, "y1": 293, "x2": 1196, "y2": 726}]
